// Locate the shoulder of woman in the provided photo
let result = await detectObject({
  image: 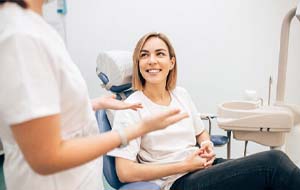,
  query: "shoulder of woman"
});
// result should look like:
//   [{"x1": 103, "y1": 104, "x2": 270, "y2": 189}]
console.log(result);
[{"x1": 124, "y1": 90, "x2": 144, "y2": 103}]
